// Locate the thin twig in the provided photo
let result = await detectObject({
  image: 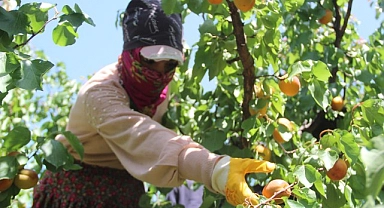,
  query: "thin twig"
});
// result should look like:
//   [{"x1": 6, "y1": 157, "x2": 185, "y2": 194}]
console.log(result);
[
  {"x1": 13, "y1": 6, "x2": 60, "y2": 49},
  {"x1": 278, "y1": 142, "x2": 297, "y2": 154}
]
